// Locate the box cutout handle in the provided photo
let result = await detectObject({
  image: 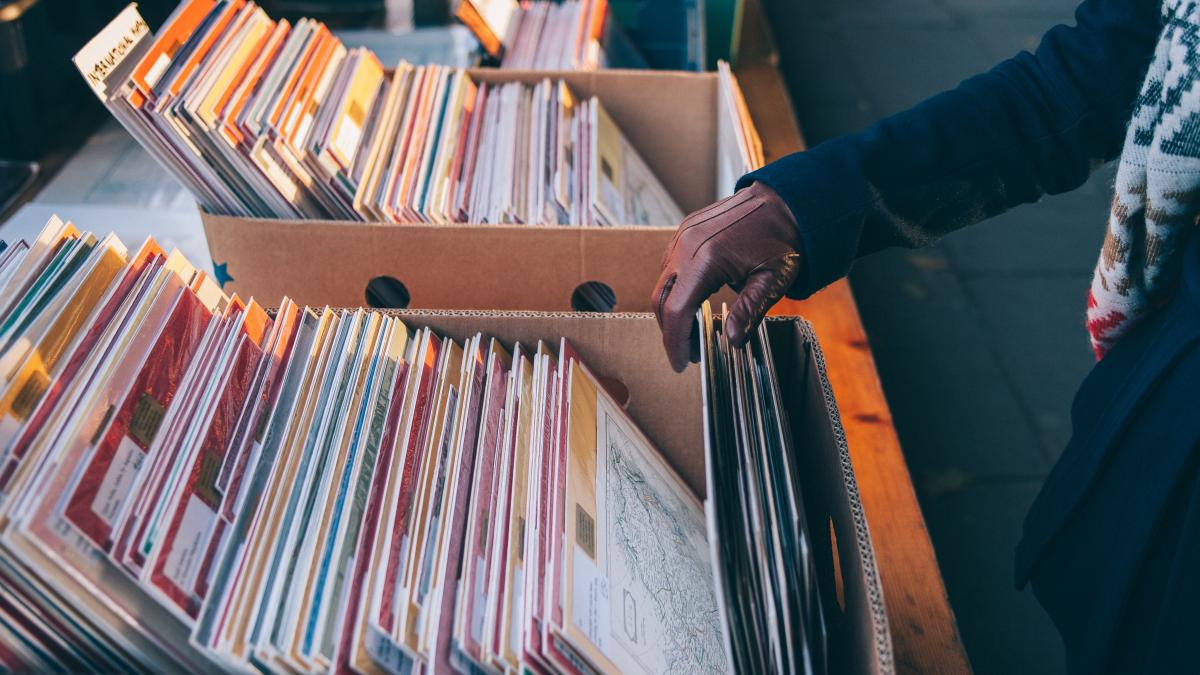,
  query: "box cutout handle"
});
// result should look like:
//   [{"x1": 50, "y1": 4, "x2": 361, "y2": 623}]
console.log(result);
[
  {"x1": 829, "y1": 516, "x2": 846, "y2": 613},
  {"x1": 596, "y1": 373, "x2": 630, "y2": 409},
  {"x1": 365, "y1": 276, "x2": 411, "y2": 309},
  {"x1": 570, "y1": 281, "x2": 616, "y2": 312}
]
